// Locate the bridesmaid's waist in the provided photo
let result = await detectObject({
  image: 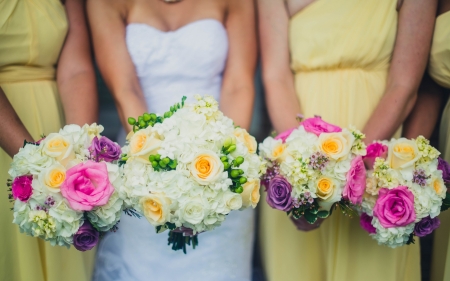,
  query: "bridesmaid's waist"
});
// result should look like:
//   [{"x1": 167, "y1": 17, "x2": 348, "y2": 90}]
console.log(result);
[
  {"x1": 293, "y1": 67, "x2": 388, "y2": 74},
  {"x1": 0, "y1": 65, "x2": 55, "y2": 84}
]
